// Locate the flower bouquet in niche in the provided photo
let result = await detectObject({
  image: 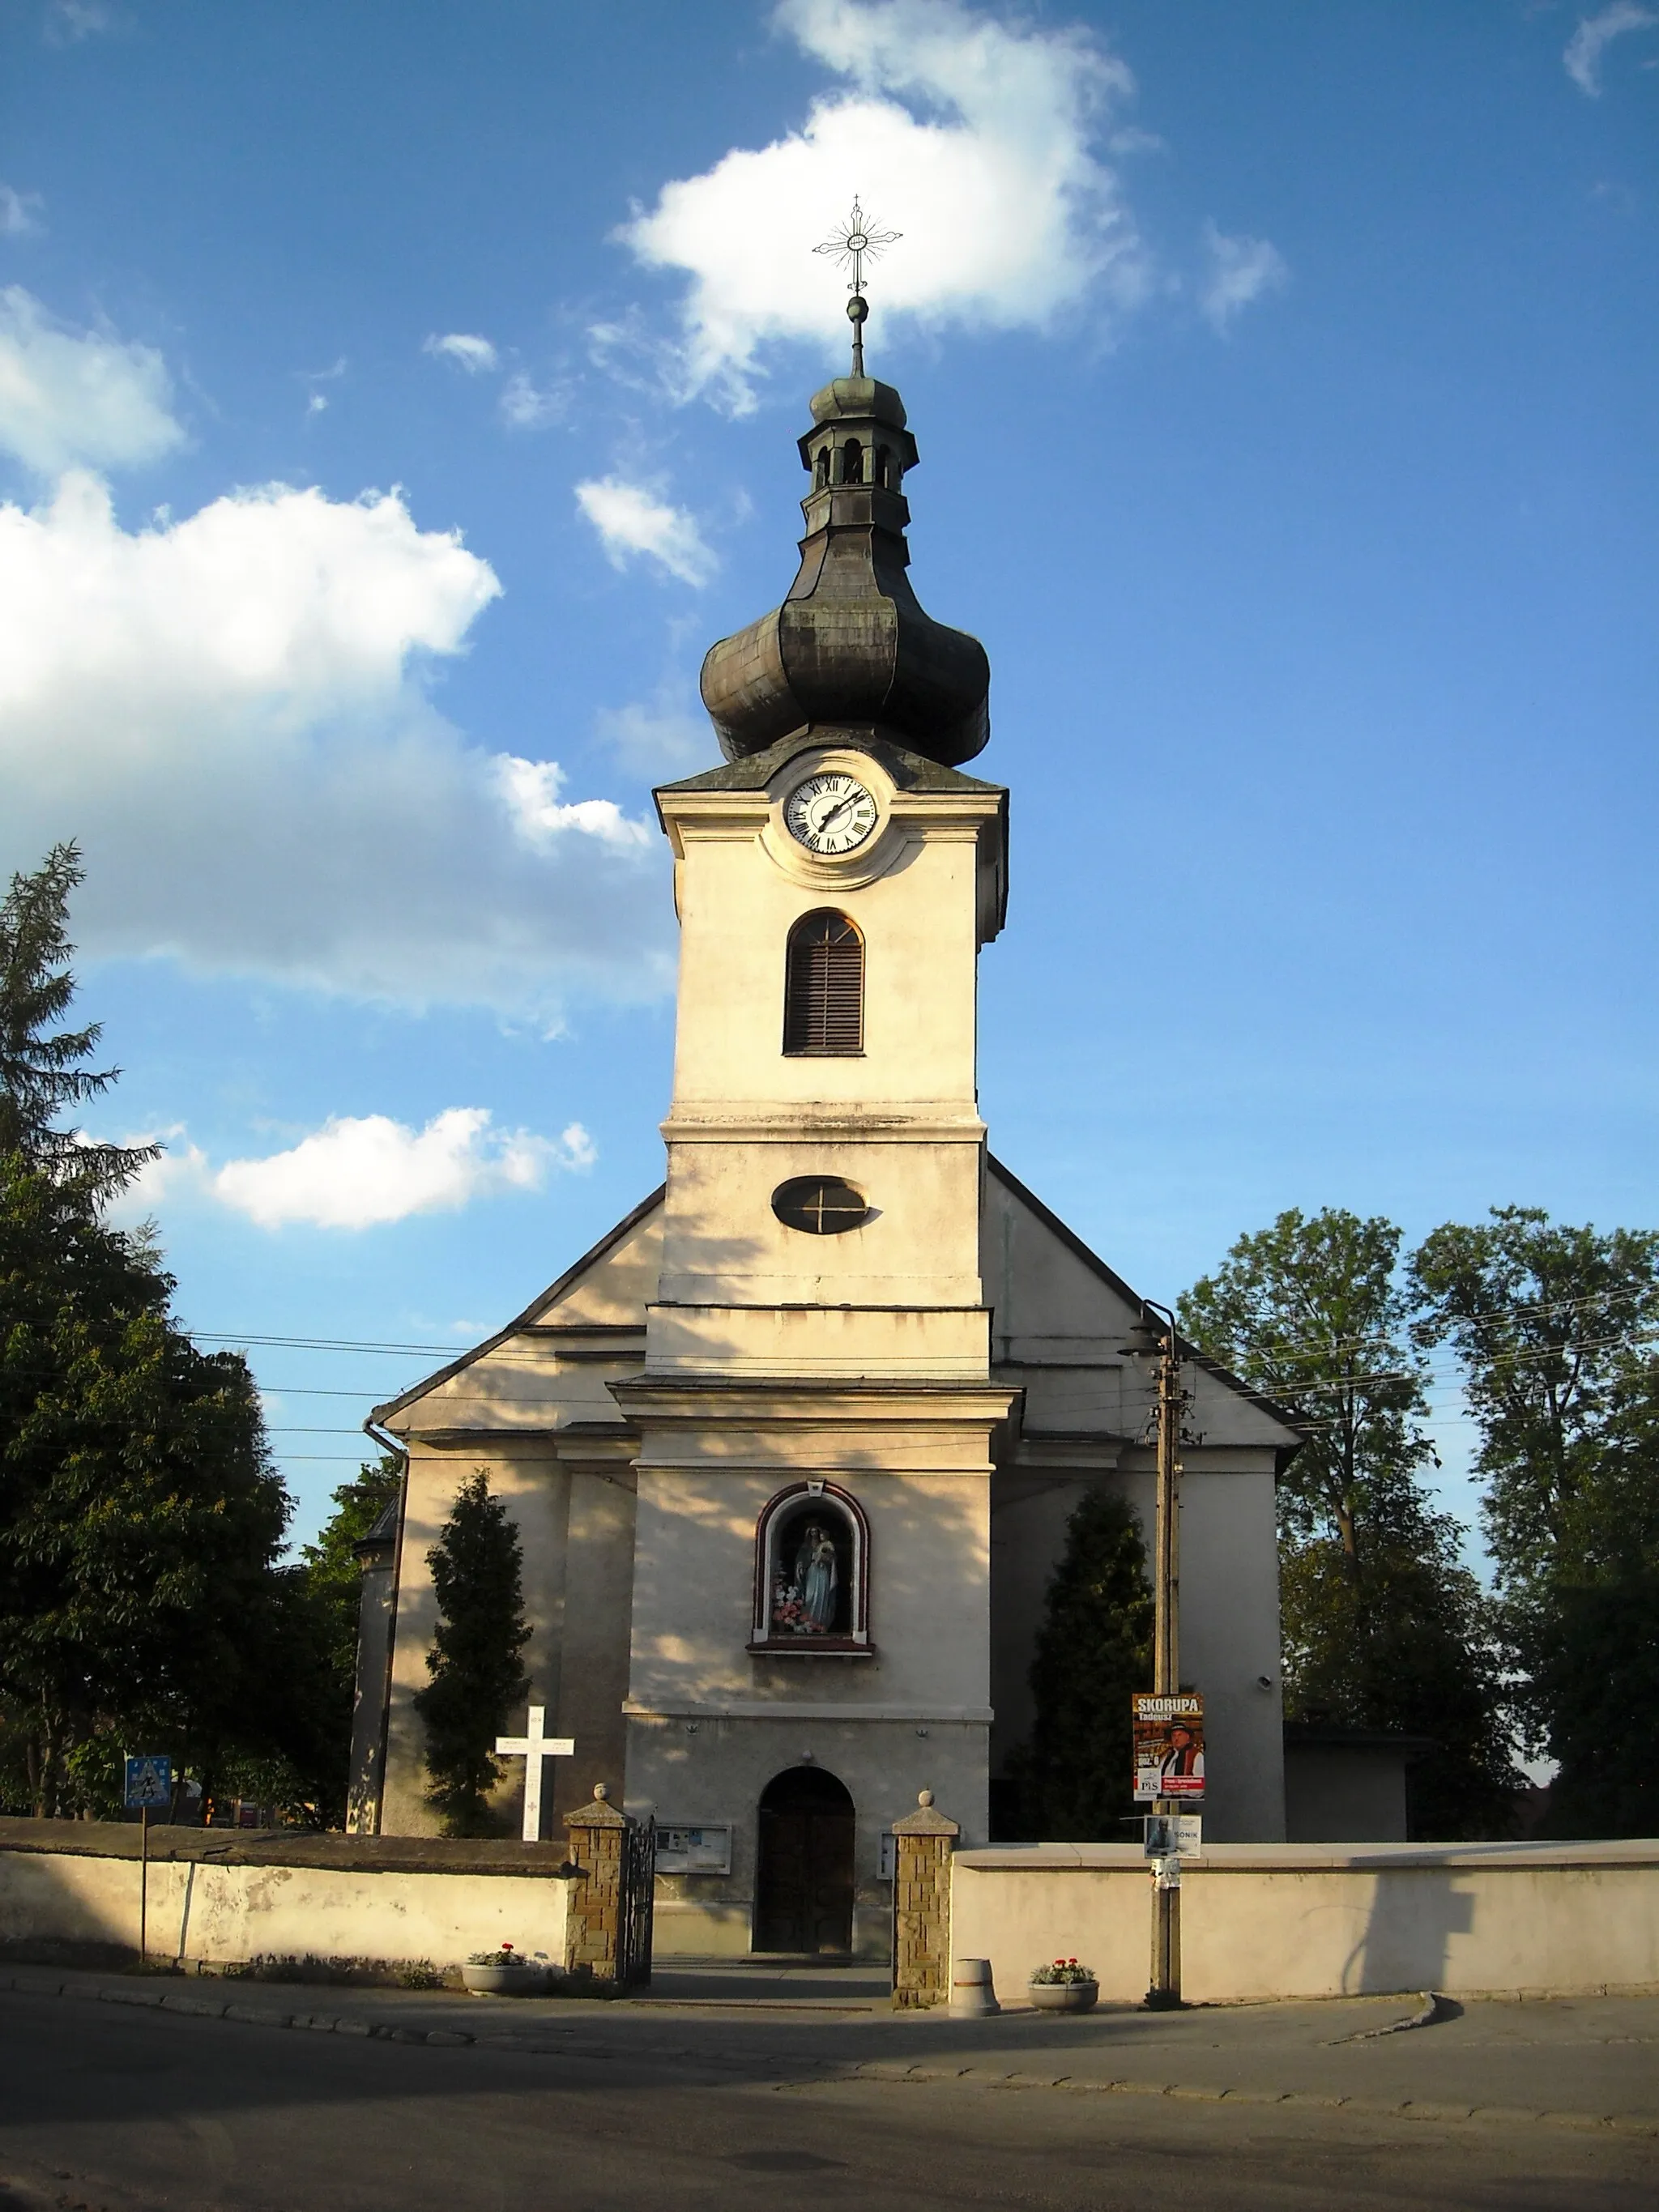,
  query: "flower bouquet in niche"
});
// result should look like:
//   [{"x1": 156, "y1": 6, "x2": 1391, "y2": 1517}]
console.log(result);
[{"x1": 1027, "y1": 1957, "x2": 1098, "y2": 2012}]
